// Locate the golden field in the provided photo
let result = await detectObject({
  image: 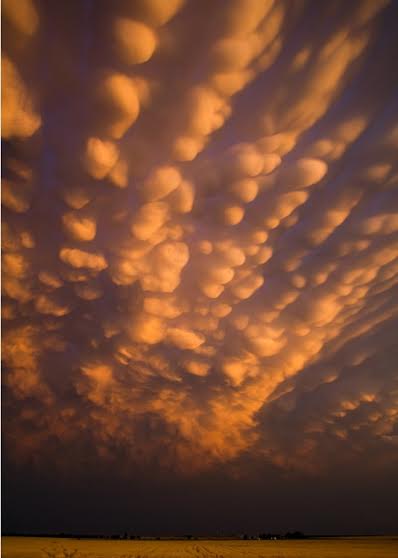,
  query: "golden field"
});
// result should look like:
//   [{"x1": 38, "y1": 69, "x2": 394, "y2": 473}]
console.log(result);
[{"x1": 2, "y1": 536, "x2": 398, "y2": 558}]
